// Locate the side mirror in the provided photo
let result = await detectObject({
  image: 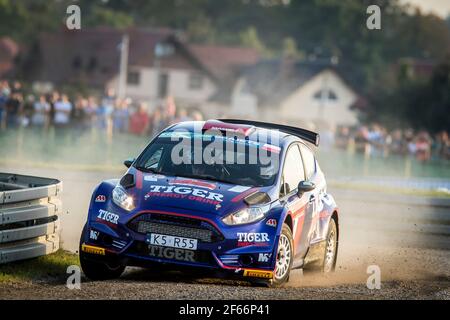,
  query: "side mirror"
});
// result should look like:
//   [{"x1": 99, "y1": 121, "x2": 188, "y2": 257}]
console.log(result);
[
  {"x1": 297, "y1": 180, "x2": 315, "y2": 196},
  {"x1": 123, "y1": 158, "x2": 135, "y2": 168}
]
